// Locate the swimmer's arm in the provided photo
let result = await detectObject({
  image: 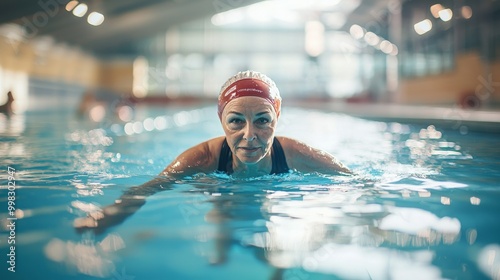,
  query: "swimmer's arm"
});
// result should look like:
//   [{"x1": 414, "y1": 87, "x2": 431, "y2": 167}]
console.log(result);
[
  {"x1": 74, "y1": 177, "x2": 174, "y2": 234},
  {"x1": 279, "y1": 137, "x2": 352, "y2": 175},
  {"x1": 161, "y1": 139, "x2": 219, "y2": 178},
  {"x1": 74, "y1": 139, "x2": 219, "y2": 234}
]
